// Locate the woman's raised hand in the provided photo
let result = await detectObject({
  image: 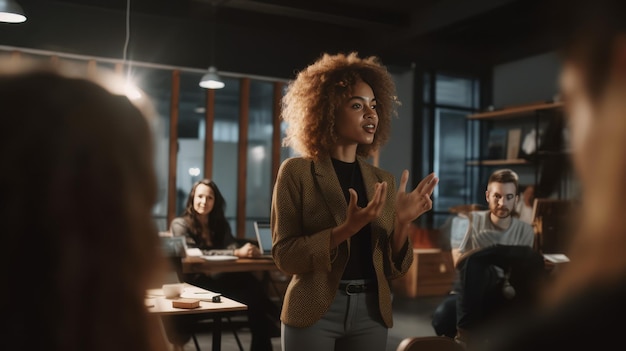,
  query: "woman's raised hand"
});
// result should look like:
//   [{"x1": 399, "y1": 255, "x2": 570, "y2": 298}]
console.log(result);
[
  {"x1": 395, "y1": 171, "x2": 438, "y2": 225},
  {"x1": 344, "y1": 181, "x2": 388, "y2": 234}
]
